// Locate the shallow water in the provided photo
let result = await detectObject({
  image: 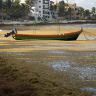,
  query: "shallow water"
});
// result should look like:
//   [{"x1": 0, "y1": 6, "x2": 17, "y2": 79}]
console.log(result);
[
  {"x1": 63, "y1": 24, "x2": 96, "y2": 29},
  {"x1": 49, "y1": 61, "x2": 71, "y2": 71},
  {"x1": 0, "y1": 24, "x2": 96, "y2": 30},
  {"x1": 81, "y1": 88, "x2": 96, "y2": 96},
  {"x1": 49, "y1": 60, "x2": 96, "y2": 81}
]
